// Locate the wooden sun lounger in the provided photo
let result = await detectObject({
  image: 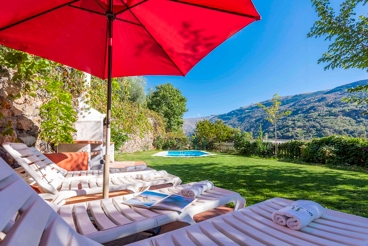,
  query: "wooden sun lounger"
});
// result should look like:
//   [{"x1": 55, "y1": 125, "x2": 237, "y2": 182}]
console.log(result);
[
  {"x1": 0, "y1": 157, "x2": 245, "y2": 245},
  {"x1": 3, "y1": 142, "x2": 181, "y2": 205},
  {"x1": 127, "y1": 197, "x2": 368, "y2": 246}
]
